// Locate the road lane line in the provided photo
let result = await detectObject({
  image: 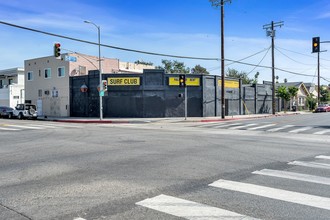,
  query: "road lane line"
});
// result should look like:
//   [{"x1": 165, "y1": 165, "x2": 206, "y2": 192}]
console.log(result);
[
  {"x1": 247, "y1": 124, "x2": 276, "y2": 130},
  {"x1": 229, "y1": 123, "x2": 257, "y2": 130},
  {"x1": 313, "y1": 130, "x2": 330, "y2": 135},
  {"x1": 252, "y1": 169, "x2": 330, "y2": 185},
  {"x1": 315, "y1": 155, "x2": 330, "y2": 160},
  {"x1": 210, "y1": 179, "x2": 330, "y2": 210},
  {"x1": 288, "y1": 126, "x2": 313, "y2": 133},
  {"x1": 288, "y1": 161, "x2": 330, "y2": 170},
  {"x1": 136, "y1": 194, "x2": 259, "y2": 220},
  {"x1": 267, "y1": 125, "x2": 295, "y2": 132}
]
